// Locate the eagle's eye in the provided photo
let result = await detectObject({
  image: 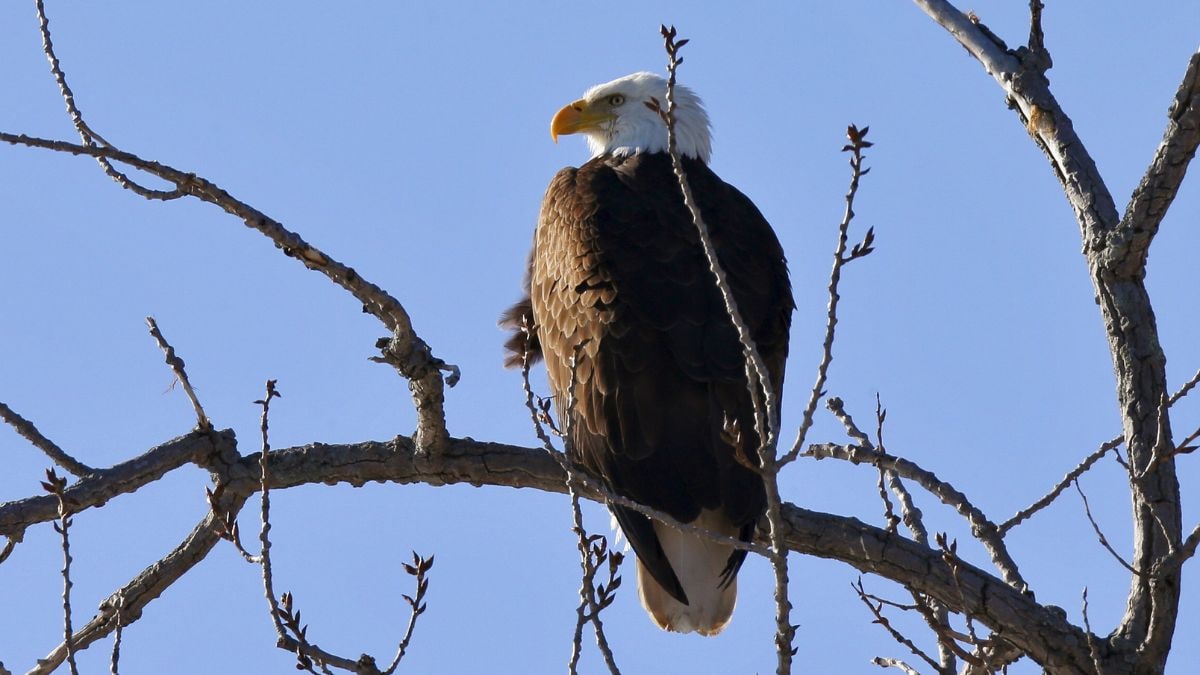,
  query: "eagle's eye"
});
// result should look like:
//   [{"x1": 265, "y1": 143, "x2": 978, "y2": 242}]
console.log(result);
[{"x1": 607, "y1": 94, "x2": 625, "y2": 107}]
